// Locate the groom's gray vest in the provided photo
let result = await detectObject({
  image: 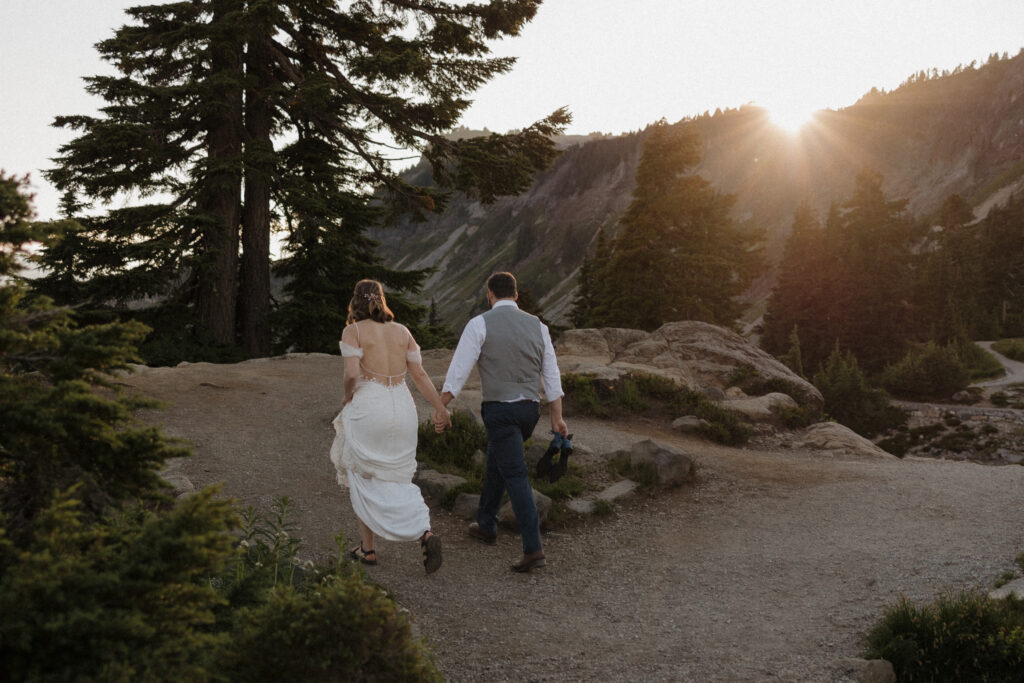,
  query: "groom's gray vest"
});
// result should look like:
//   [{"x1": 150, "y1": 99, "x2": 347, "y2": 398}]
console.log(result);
[{"x1": 479, "y1": 305, "x2": 545, "y2": 402}]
